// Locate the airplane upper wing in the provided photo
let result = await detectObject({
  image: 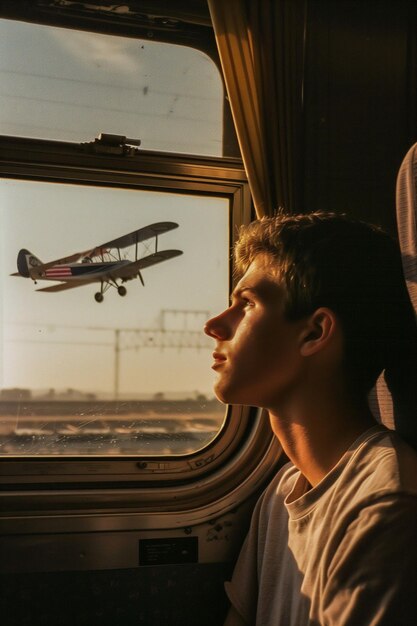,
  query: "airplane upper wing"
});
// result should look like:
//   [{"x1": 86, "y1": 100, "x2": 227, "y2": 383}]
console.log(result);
[
  {"x1": 36, "y1": 250, "x2": 183, "y2": 292},
  {"x1": 39, "y1": 222, "x2": 179, "y2": 270},
  {"x1": 100, "y1": 222, "x2": 179, "y2": 250},
  {"x1": 40, "y1": 251, "x2": 90, "y2": 270}
]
